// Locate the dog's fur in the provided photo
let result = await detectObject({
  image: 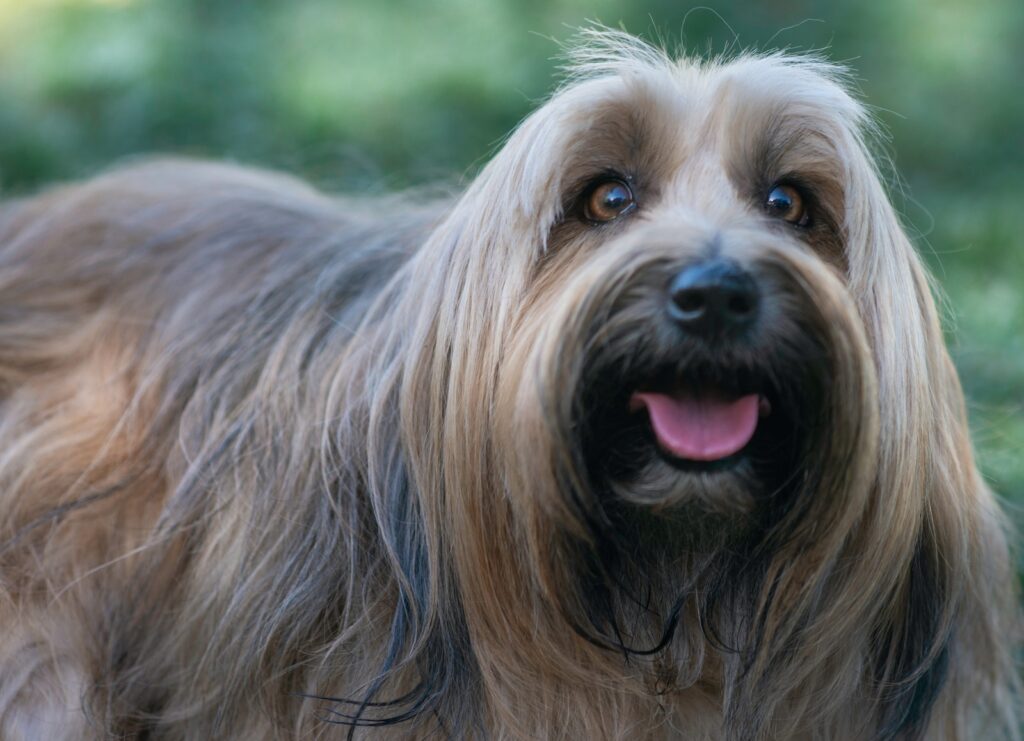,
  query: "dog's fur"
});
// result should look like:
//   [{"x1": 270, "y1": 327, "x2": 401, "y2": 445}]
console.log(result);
[{"x1": 0, "y1": 32, "x2": 1017, "y2": 740}]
